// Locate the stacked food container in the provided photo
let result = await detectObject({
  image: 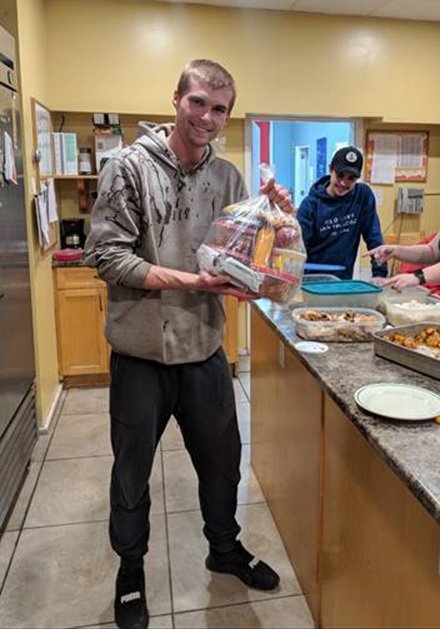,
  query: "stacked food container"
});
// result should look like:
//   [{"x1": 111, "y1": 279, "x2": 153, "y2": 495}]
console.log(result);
[{"x1": 293, "y1": 280, "x2": 386, "y2": 342}]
